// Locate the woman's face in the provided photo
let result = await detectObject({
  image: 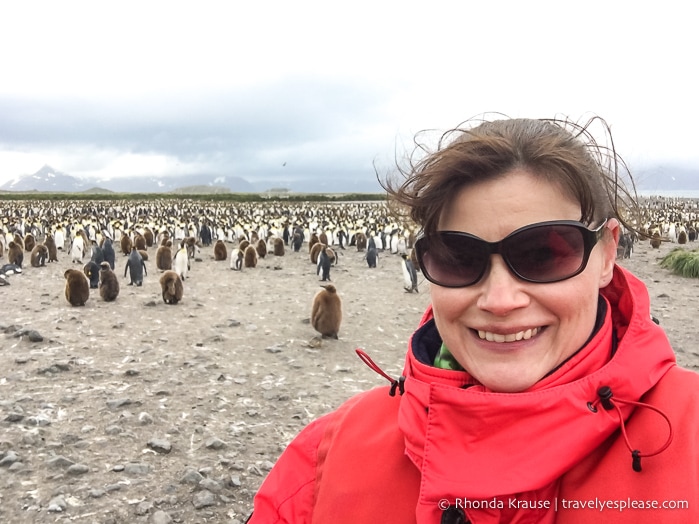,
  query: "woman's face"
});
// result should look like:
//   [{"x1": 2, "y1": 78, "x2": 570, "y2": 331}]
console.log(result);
[{"x1": 430, "y1": 169, "x2": 618, "y2": 392}]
